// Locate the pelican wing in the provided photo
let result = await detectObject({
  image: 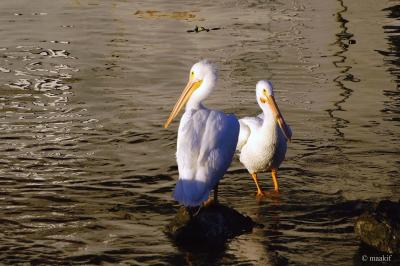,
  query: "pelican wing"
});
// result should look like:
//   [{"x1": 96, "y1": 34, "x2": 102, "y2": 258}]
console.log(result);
[
  {"x1": 236, "y1": 115, "x2": 263, "y2": 151},
  {"x1": 174, "y1": 109, "x2": 239, "y2": 206}
]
